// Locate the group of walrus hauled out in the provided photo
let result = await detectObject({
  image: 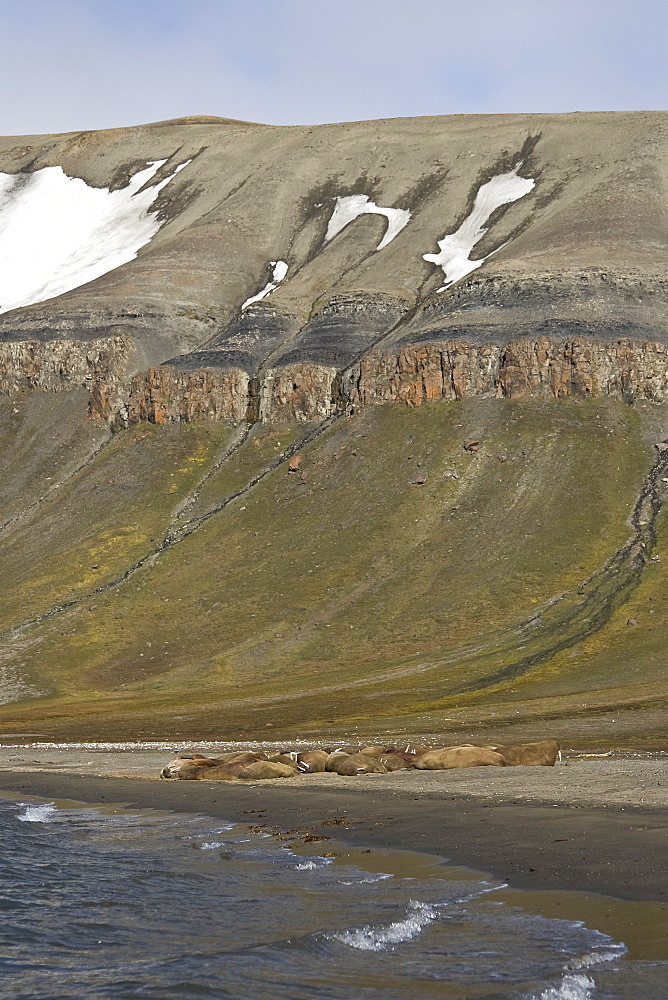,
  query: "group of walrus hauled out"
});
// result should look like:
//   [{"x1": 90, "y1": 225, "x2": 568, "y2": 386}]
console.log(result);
[{"x1": 160, "y1": 740, "x2": 561, "y2": 781}]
